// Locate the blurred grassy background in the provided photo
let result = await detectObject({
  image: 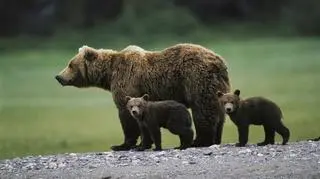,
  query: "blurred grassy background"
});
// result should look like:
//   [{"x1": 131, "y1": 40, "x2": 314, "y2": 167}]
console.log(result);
[{"x1": 0, "y1": 0, "x2": 320, "y2": 159}]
